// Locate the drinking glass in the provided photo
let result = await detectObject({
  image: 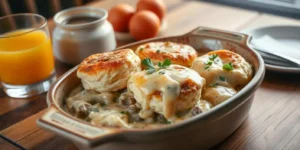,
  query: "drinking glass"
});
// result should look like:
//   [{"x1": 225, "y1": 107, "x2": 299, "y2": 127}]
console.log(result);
[{"x1": 0, "y1": 14, "x2": 56, "y2": 98}]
